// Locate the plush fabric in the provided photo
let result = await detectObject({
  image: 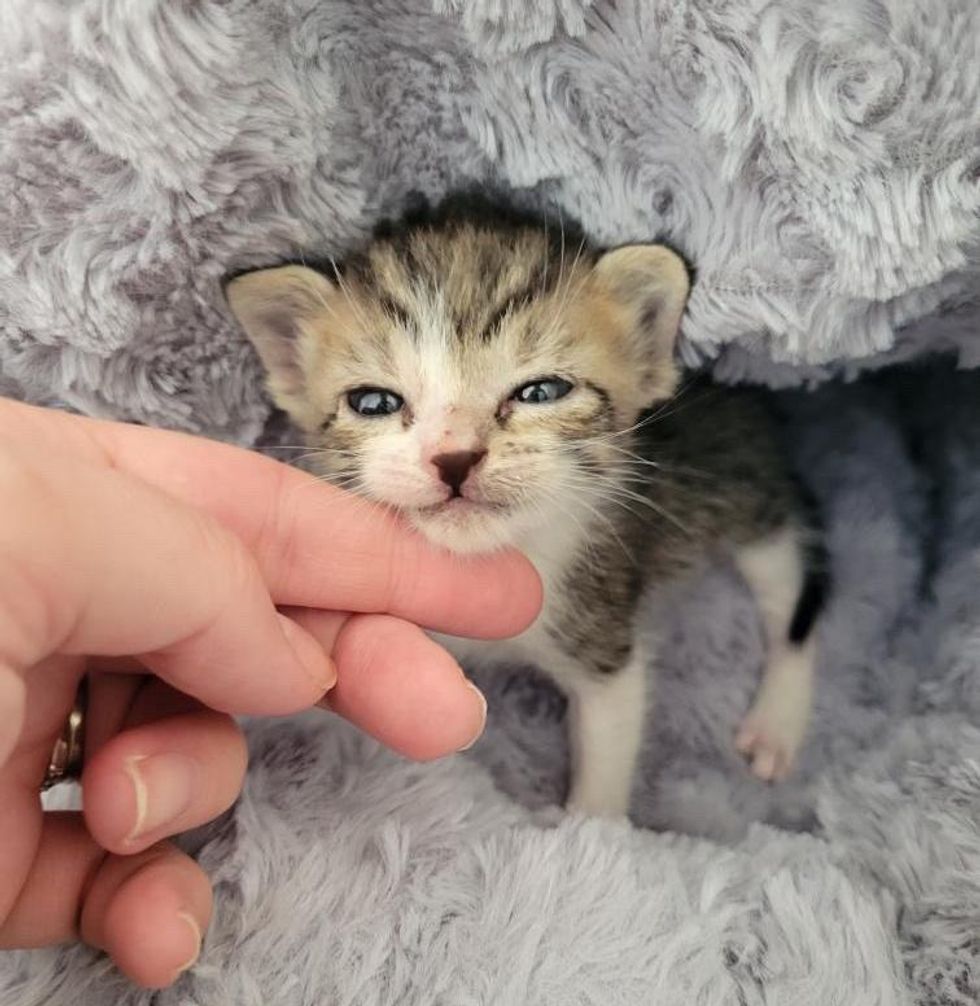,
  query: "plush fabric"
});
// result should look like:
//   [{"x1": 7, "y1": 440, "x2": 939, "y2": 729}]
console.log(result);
[
  {"x1": 2, "y1": 0, "x2": 978, "y2": 434},
  {"x1": 1, "y1": 2, "x2": 979, "y2": 1004}
]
